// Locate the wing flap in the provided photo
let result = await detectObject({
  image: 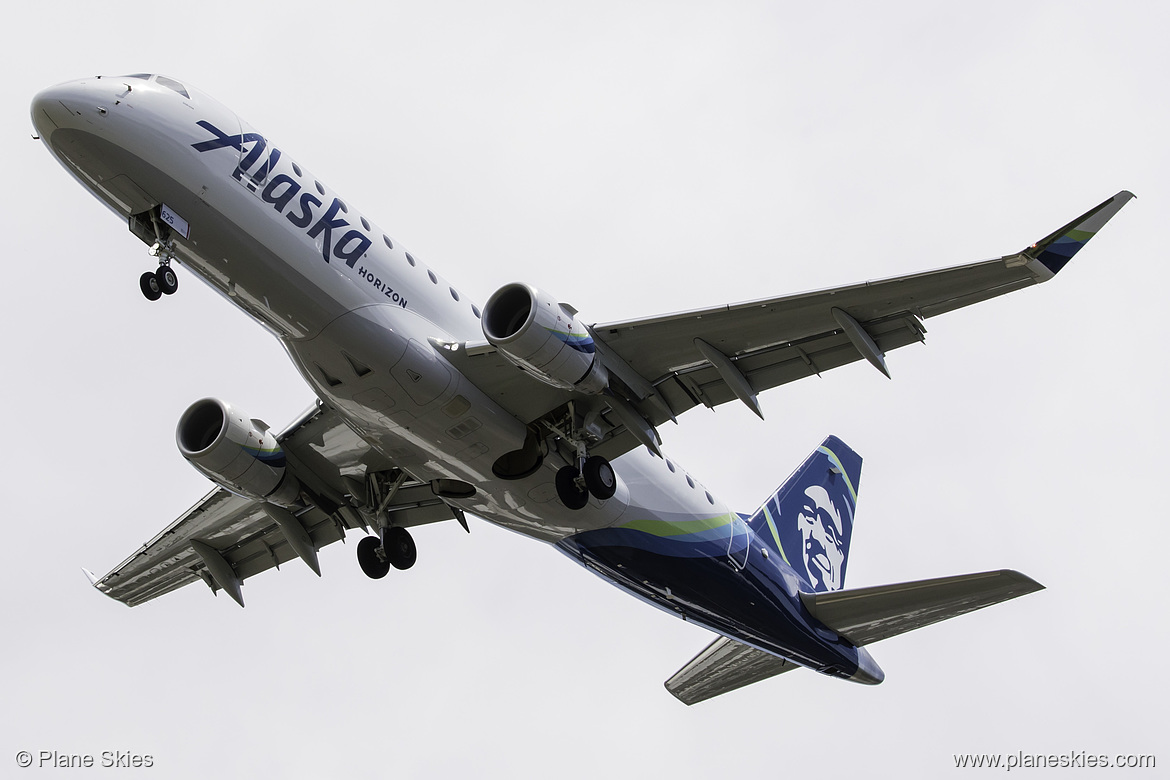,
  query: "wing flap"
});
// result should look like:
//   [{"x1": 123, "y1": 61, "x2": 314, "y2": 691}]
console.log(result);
[
  {"x1": 800, "y1": 569, "x2": 1044, "y2": 647},
  {"x1": 665, "y1": 636, "x2": 800, "y2": 706},
  {"x1": 657, "y1": 312, "x2": 927, "y2": 412}
]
